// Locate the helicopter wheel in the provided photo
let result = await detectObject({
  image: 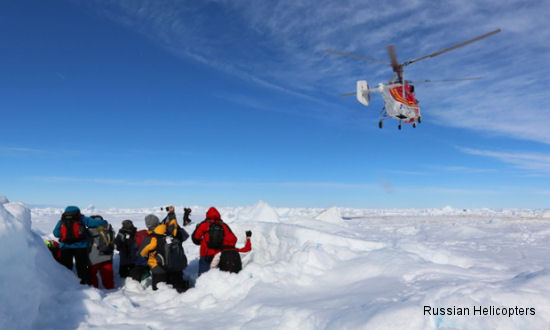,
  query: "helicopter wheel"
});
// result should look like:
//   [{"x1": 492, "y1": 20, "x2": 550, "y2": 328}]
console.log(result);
[
  {"x1": 378, "y1": 121, "x2": 383, "y2": 129},
  {"x1": 418, "y1": 116, "x2": 422, "y2": 123},
  {"x1": 413, "y1": 123, "x2": 417, "y2": 128},
  {"x1": 398, "y1": 124, "x2": 402, "y2": 130}
]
